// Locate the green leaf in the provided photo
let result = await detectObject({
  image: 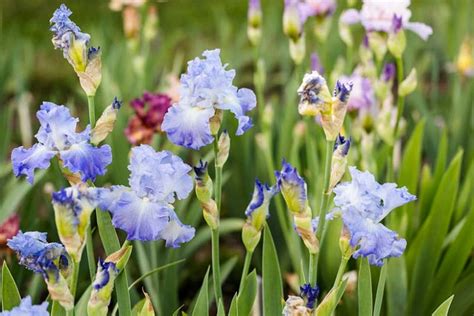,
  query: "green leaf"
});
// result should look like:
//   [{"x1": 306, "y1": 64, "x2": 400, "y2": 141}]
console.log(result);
[
  {"x1": 171, "y1": 305, "x2": 184, "y2": 316},
  {"x1": 428, "y1": 203, "x2": 474, "y2": 311},
  {"x1": 315, "y1": 278, "x2": 348, "y2": 316},
  {"x1": 1, "y1": 264, "x2": 21, "y2": 311},
  {"x1": 217, "y1": 299, "x2": 225, "y2": 316},
  {"x1": 131, "y1": 299, "x2": 146, "y2": 316},
  {"x1": 408, "y1": 151, "x2": 463, "y2": 315},
  {"x1": 358, "y1": 258, "x2": 373, "y2": 316},
  {"x1": 432, "y1": 295, "x2": 454, "y2": 316},
  {"x1": 96, "y1": 210, "x2": 132, "y2": 316},
  {"x1": 192, "y1": 267, "x2": 209, "y2": 316},
  {"x1": 74, "y1": 285, "x2": 92, "y2": 316},
  {"x1": 237, "y1": 270, "x2": 257, "y2": 316},
  {"x1": 386, "y1": 257, "x2": 407, "y2": 316},
  {"x1": 228, "y1": 294, "x2": 238, "y2": 316},
  {"x1": 0, "y1": 171, "x2": 46, "y2": 224},
  {"x1": 262, "y1": 226, "x2": 283, "y2": 316},
  {"x1": 449, "y1": 273, "x2": 474, "y2": 316},
  {"x1": 51, "y1": 301, "x2": 66, "y2": 316}
]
